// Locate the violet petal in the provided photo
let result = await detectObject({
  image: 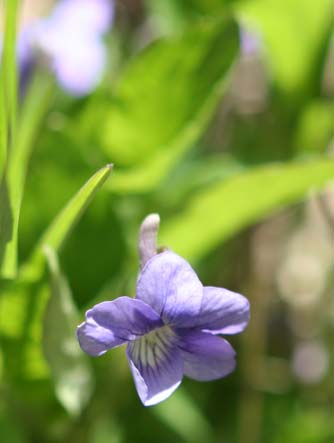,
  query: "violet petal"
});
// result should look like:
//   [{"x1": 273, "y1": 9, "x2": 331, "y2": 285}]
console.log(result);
[
  {"x1": 136, "y1": 251, "x2": 203, "y2": 327},
  {"x1": 76, "y1": 317, "x2": 125, "y2": 356},
  {"x1": 87, "y1": 296, "x2": 163, "y2": 338},
  {"x1": 127, "y1": 327, "x2": 183, "y2": 406},
  {"x1": 194, "y1": 286, "x2": 250, "y2": 335},
  {"x1": 77, "y1": 297, "x2": 163, "y2": 356},
  {"x1": 177, "y1": 330, "x2": 236, "y2": 381}
]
